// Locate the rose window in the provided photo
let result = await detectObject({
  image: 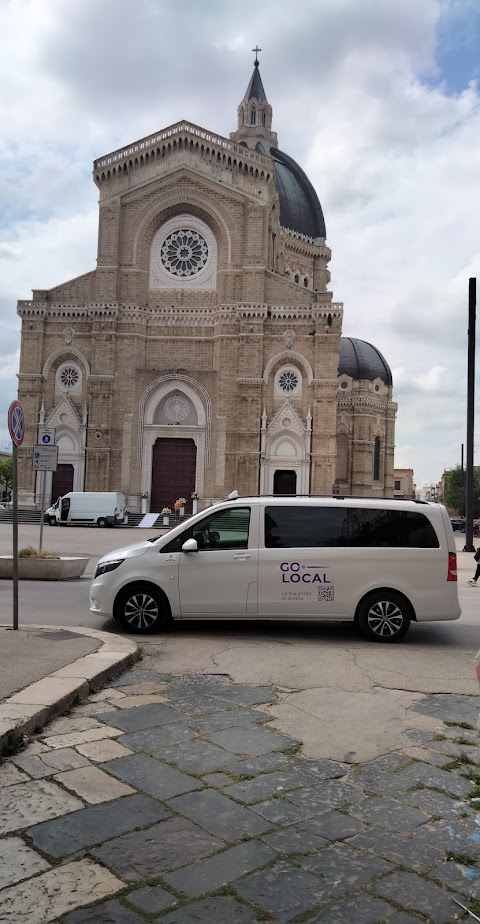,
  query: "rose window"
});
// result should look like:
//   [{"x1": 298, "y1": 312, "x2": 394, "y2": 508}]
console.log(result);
[
  {"x1": 60, "y1": 366, "x2": 79, "y2": 388},
  {"x1": 160, "y1": 229, "x2": 208, "y2": 277},
  {"x1": 165, "y1": 395, "x2": 190, "y2": 421},
  {"x1": 278, "y1": 371, "x2": 299, "y2": 393}
]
